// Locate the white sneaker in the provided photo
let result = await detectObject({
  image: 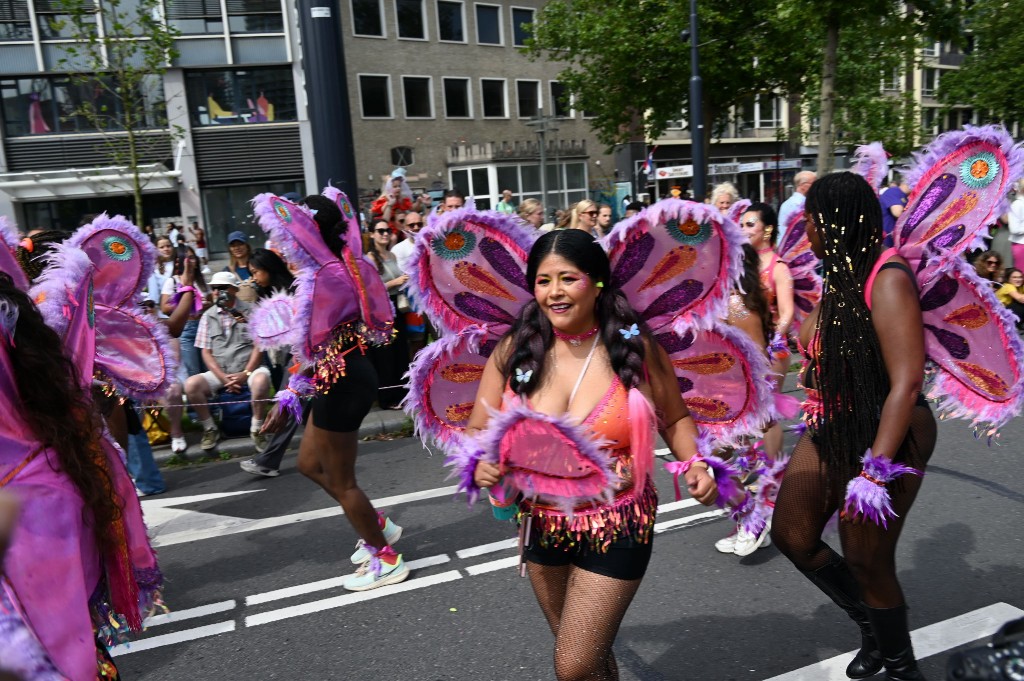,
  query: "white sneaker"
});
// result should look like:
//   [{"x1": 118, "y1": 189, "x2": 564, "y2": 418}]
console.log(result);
[
  {"x1": 171, "y1": 437, "x2": 187, "y2": 454},
  {"x1": 715, "y1": 528, "x2": 740, "y2": 554},
  {"x1": 734, "y1": 521, "x2": 772, "y2": 557},
  {"x1": 343, "y1": 554, "x2": 410, "y2": 591},
  {"x1": 350, "y1": 517, "x2": 403, "y2": 564}
]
